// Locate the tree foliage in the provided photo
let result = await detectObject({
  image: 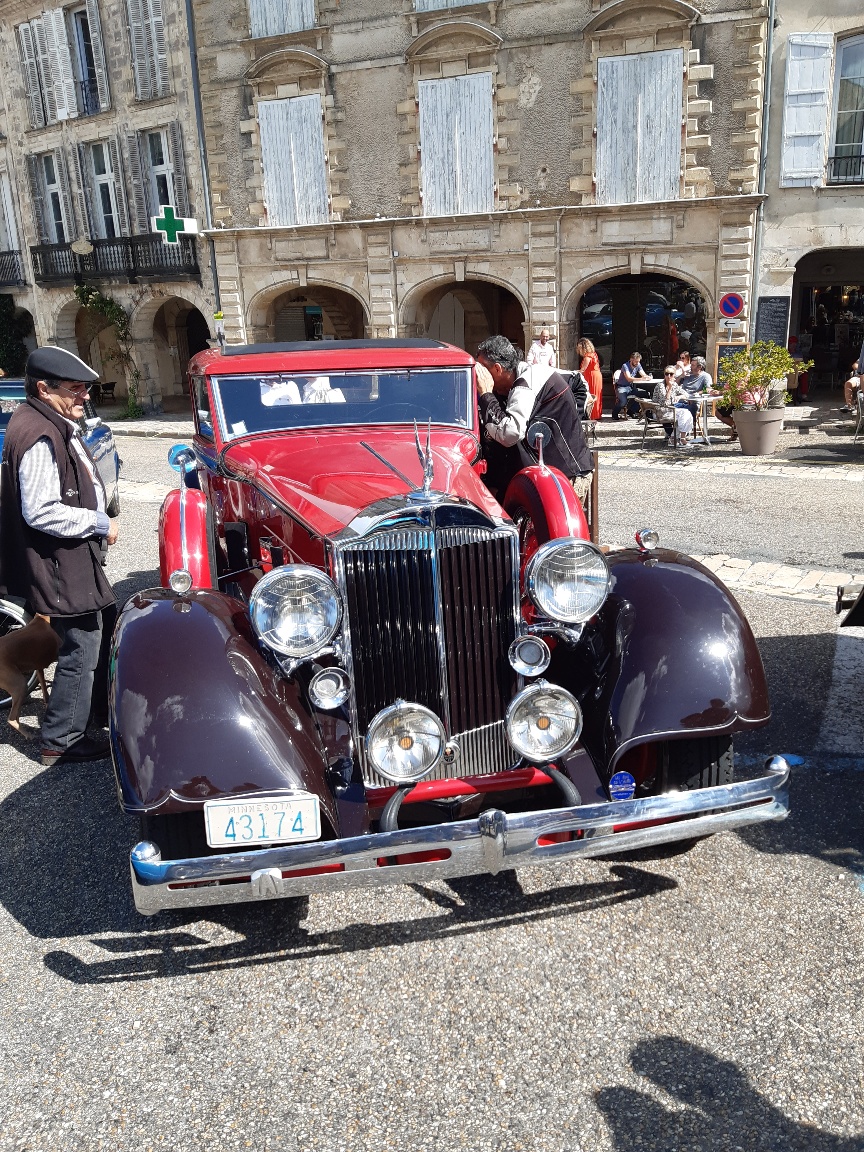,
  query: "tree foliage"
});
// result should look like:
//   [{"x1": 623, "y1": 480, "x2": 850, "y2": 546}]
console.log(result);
[{"x1": 717, "y1": 341, "x2": 813, "y2": 411}]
